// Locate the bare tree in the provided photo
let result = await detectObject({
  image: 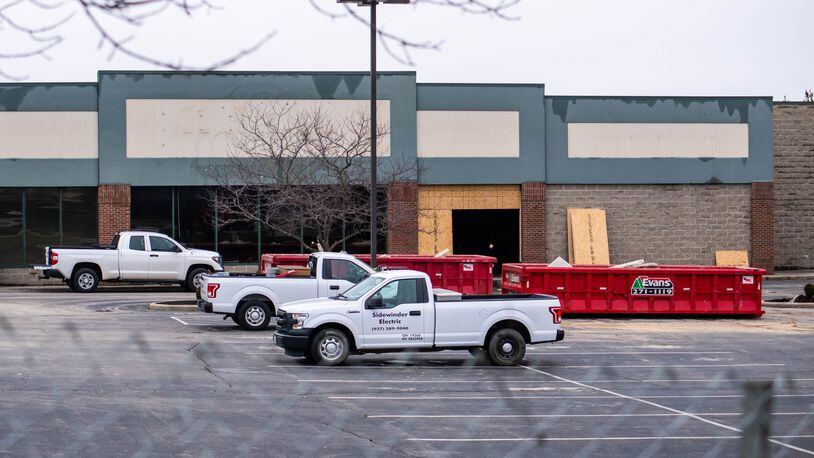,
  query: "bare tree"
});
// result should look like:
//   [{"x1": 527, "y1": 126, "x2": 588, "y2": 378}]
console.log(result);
[
  {"x1": 0, "y1": 0, "x2": 521, "y2": 80},
  {"x1": 203, "y1": 102, "x2": 415, "y2": 252}
]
